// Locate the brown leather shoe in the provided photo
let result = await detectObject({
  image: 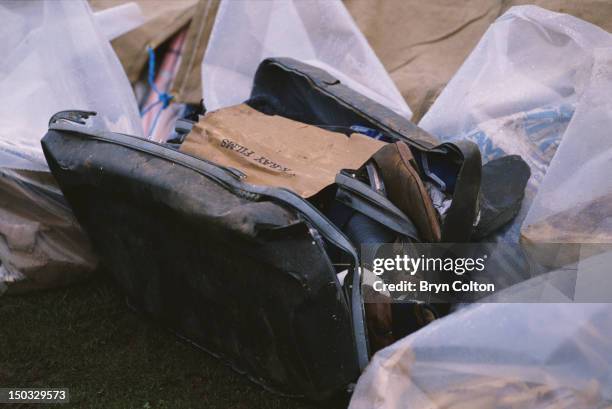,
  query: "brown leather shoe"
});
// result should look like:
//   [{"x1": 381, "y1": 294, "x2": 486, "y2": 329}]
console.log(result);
[{"x1": 372, "y1": 142, "x2": 441, "y2": 242}]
